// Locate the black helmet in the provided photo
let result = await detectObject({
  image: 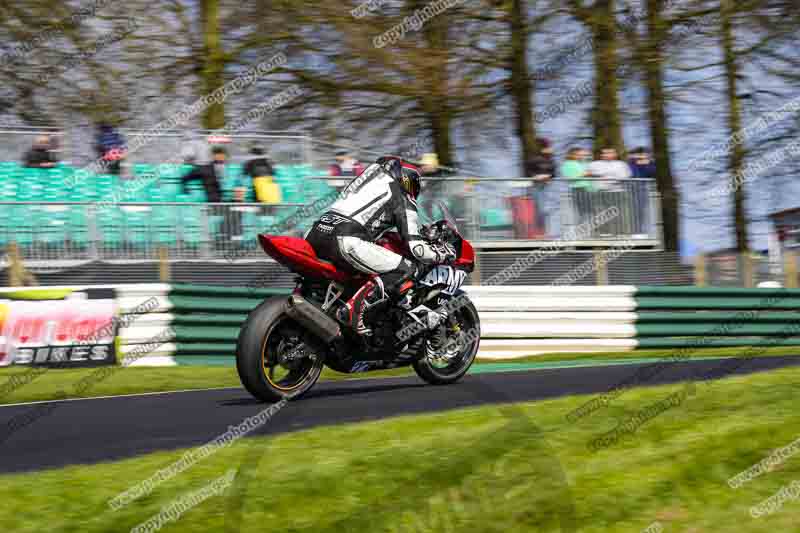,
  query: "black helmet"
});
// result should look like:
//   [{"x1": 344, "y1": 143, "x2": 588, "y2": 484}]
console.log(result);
[{"x1": 375, "y1": 156, "x2": 421, "y2": 199}]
